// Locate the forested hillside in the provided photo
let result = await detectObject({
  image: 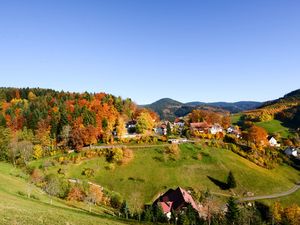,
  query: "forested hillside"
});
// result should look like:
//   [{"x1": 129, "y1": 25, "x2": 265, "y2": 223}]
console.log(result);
[{"x1": 0, "y1": 87, "x2": 157, "y2": 157}]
